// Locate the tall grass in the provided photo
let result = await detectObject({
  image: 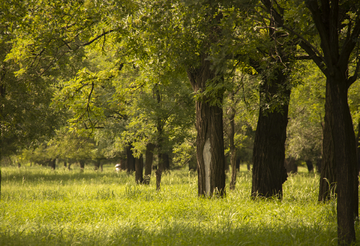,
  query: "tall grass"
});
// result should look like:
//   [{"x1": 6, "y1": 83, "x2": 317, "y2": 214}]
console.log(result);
[{"x1": 0, "y1": 165, "x2": 355, "y2": 245}]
